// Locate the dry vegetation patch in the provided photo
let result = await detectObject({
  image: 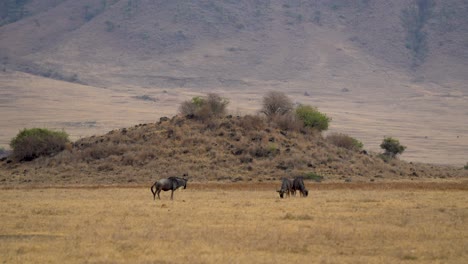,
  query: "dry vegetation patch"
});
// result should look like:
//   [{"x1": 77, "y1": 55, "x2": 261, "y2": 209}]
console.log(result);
[
  {"x1": 1, "y1": 115, "x2": 466, "y2": 187},
  {"x1": 0, "y1": 187, "x2": 467, "y2": 263}
]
